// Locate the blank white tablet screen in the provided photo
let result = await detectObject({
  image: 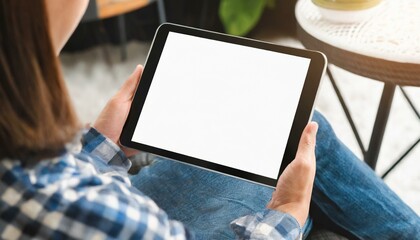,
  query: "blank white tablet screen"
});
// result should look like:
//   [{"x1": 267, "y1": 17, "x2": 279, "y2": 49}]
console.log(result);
[{"x1": 132, "y1": 32, "x2": 311, "y2": 179}]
